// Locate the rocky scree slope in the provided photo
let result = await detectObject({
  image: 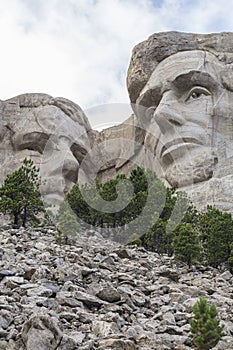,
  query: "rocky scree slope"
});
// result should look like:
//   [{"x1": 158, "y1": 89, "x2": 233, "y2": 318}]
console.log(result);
[{"x1": 0, "y1": 226, "x2": 233, "y2": 350}]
